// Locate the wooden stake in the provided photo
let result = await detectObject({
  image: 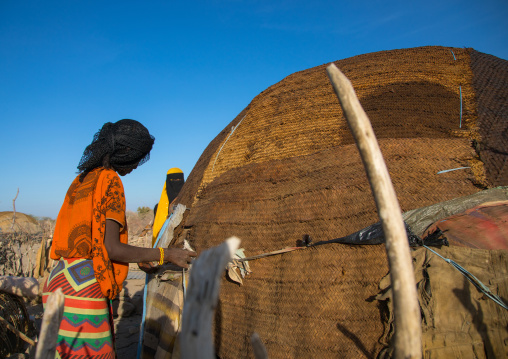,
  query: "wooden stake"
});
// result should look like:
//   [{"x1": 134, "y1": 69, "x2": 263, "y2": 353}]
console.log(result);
[
  {"x1": 326, "y1": 63, "x2": 422, "y2": 359},
  {"x1": 180, "y1": 237, "x2": 240, "y2": 359},
  {"x1": 35, "y1": 288, "x2": 65, "y2": 359}
]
